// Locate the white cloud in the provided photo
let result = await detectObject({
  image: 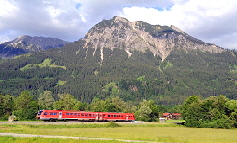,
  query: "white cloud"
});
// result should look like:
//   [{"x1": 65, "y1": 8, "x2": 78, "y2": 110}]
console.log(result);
[
  {"x1": 0, "y1": 0, "x2": 236, "y2": 49},
  {"x1": 121, "y1": 0, "x2": 237, "y2": 49},
  {"x1": 0, "y1": 0, "x2": 88, "y2": 42}
]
